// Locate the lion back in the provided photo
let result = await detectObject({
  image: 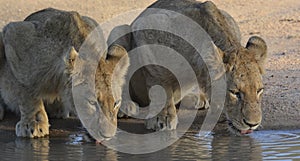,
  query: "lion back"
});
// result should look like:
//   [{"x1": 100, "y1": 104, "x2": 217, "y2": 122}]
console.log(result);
[{"x1": 2, "y1": 8, "x2": 99, "y2": 88}]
